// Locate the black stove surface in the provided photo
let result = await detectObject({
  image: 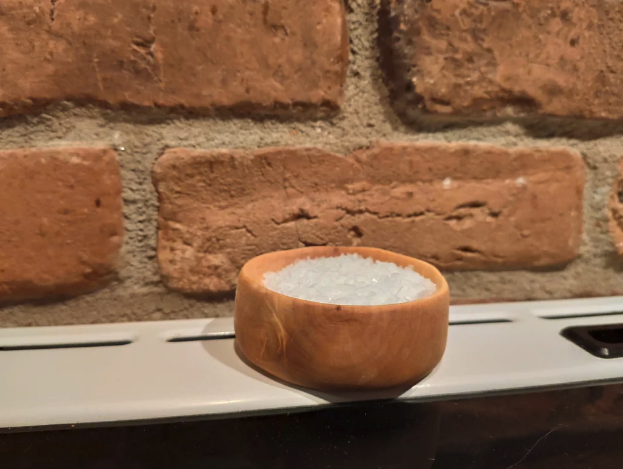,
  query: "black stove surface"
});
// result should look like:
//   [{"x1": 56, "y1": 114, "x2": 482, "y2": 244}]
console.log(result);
[{"x1": 2, "y1": 382, "x2": 623, "y2": 469}]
